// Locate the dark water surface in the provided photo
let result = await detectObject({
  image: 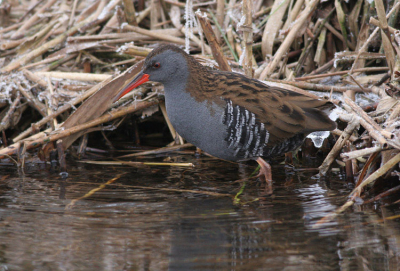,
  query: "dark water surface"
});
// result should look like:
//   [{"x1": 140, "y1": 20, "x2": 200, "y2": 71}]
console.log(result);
[{"x1": 0, "y1": 155, "x2": 399, "y2": 271}]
